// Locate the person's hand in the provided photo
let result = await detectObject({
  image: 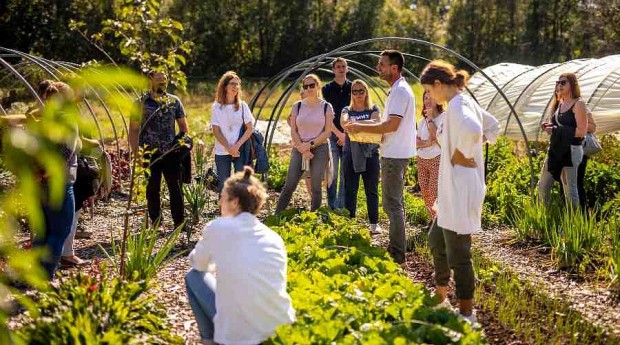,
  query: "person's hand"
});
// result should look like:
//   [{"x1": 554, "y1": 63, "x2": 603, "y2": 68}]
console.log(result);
[
  {"x1": 541, "y1": 123, "x2": 554, "y2": 135},
  {"x1": 302, "y1": 151, "x2": 314, "y2": 160},
  {"x1": 298, "y1": 142, "x2": 311, "y2": 153},
  {"x1": 344, "y1": 121, "x2": 361, "y2": 134},
  {"x1": 451, "y1": 149, "x2": 477, "y2": 168},
  {"x1": 336, "y1": 131, "x2": 346, "y2": 144},
  {"x1": 227, "y1": 144, "x2": 240, "y2": 158}
]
